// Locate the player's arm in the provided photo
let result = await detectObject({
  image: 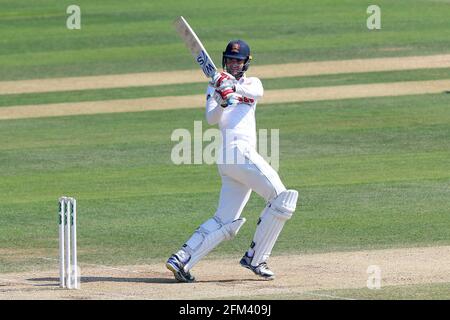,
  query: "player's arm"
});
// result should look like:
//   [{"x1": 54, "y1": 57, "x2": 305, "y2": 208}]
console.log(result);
[
  {"x1": 234, "y1": 77, "x2": 263, "y2": 100},
  {"x1": 205, "y1": 85, "x2": 225, "y2": 125}
]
